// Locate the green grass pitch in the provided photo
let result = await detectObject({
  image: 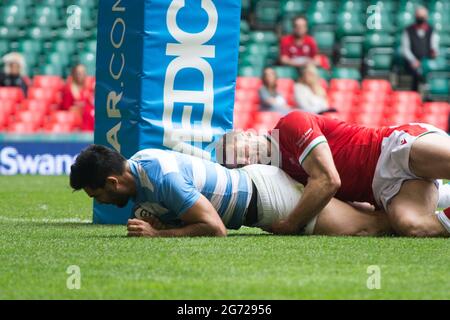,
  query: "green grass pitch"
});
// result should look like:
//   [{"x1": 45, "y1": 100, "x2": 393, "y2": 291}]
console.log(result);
[{"x1": 0, "y1": 176, "x2": 449, "y2": 299}]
